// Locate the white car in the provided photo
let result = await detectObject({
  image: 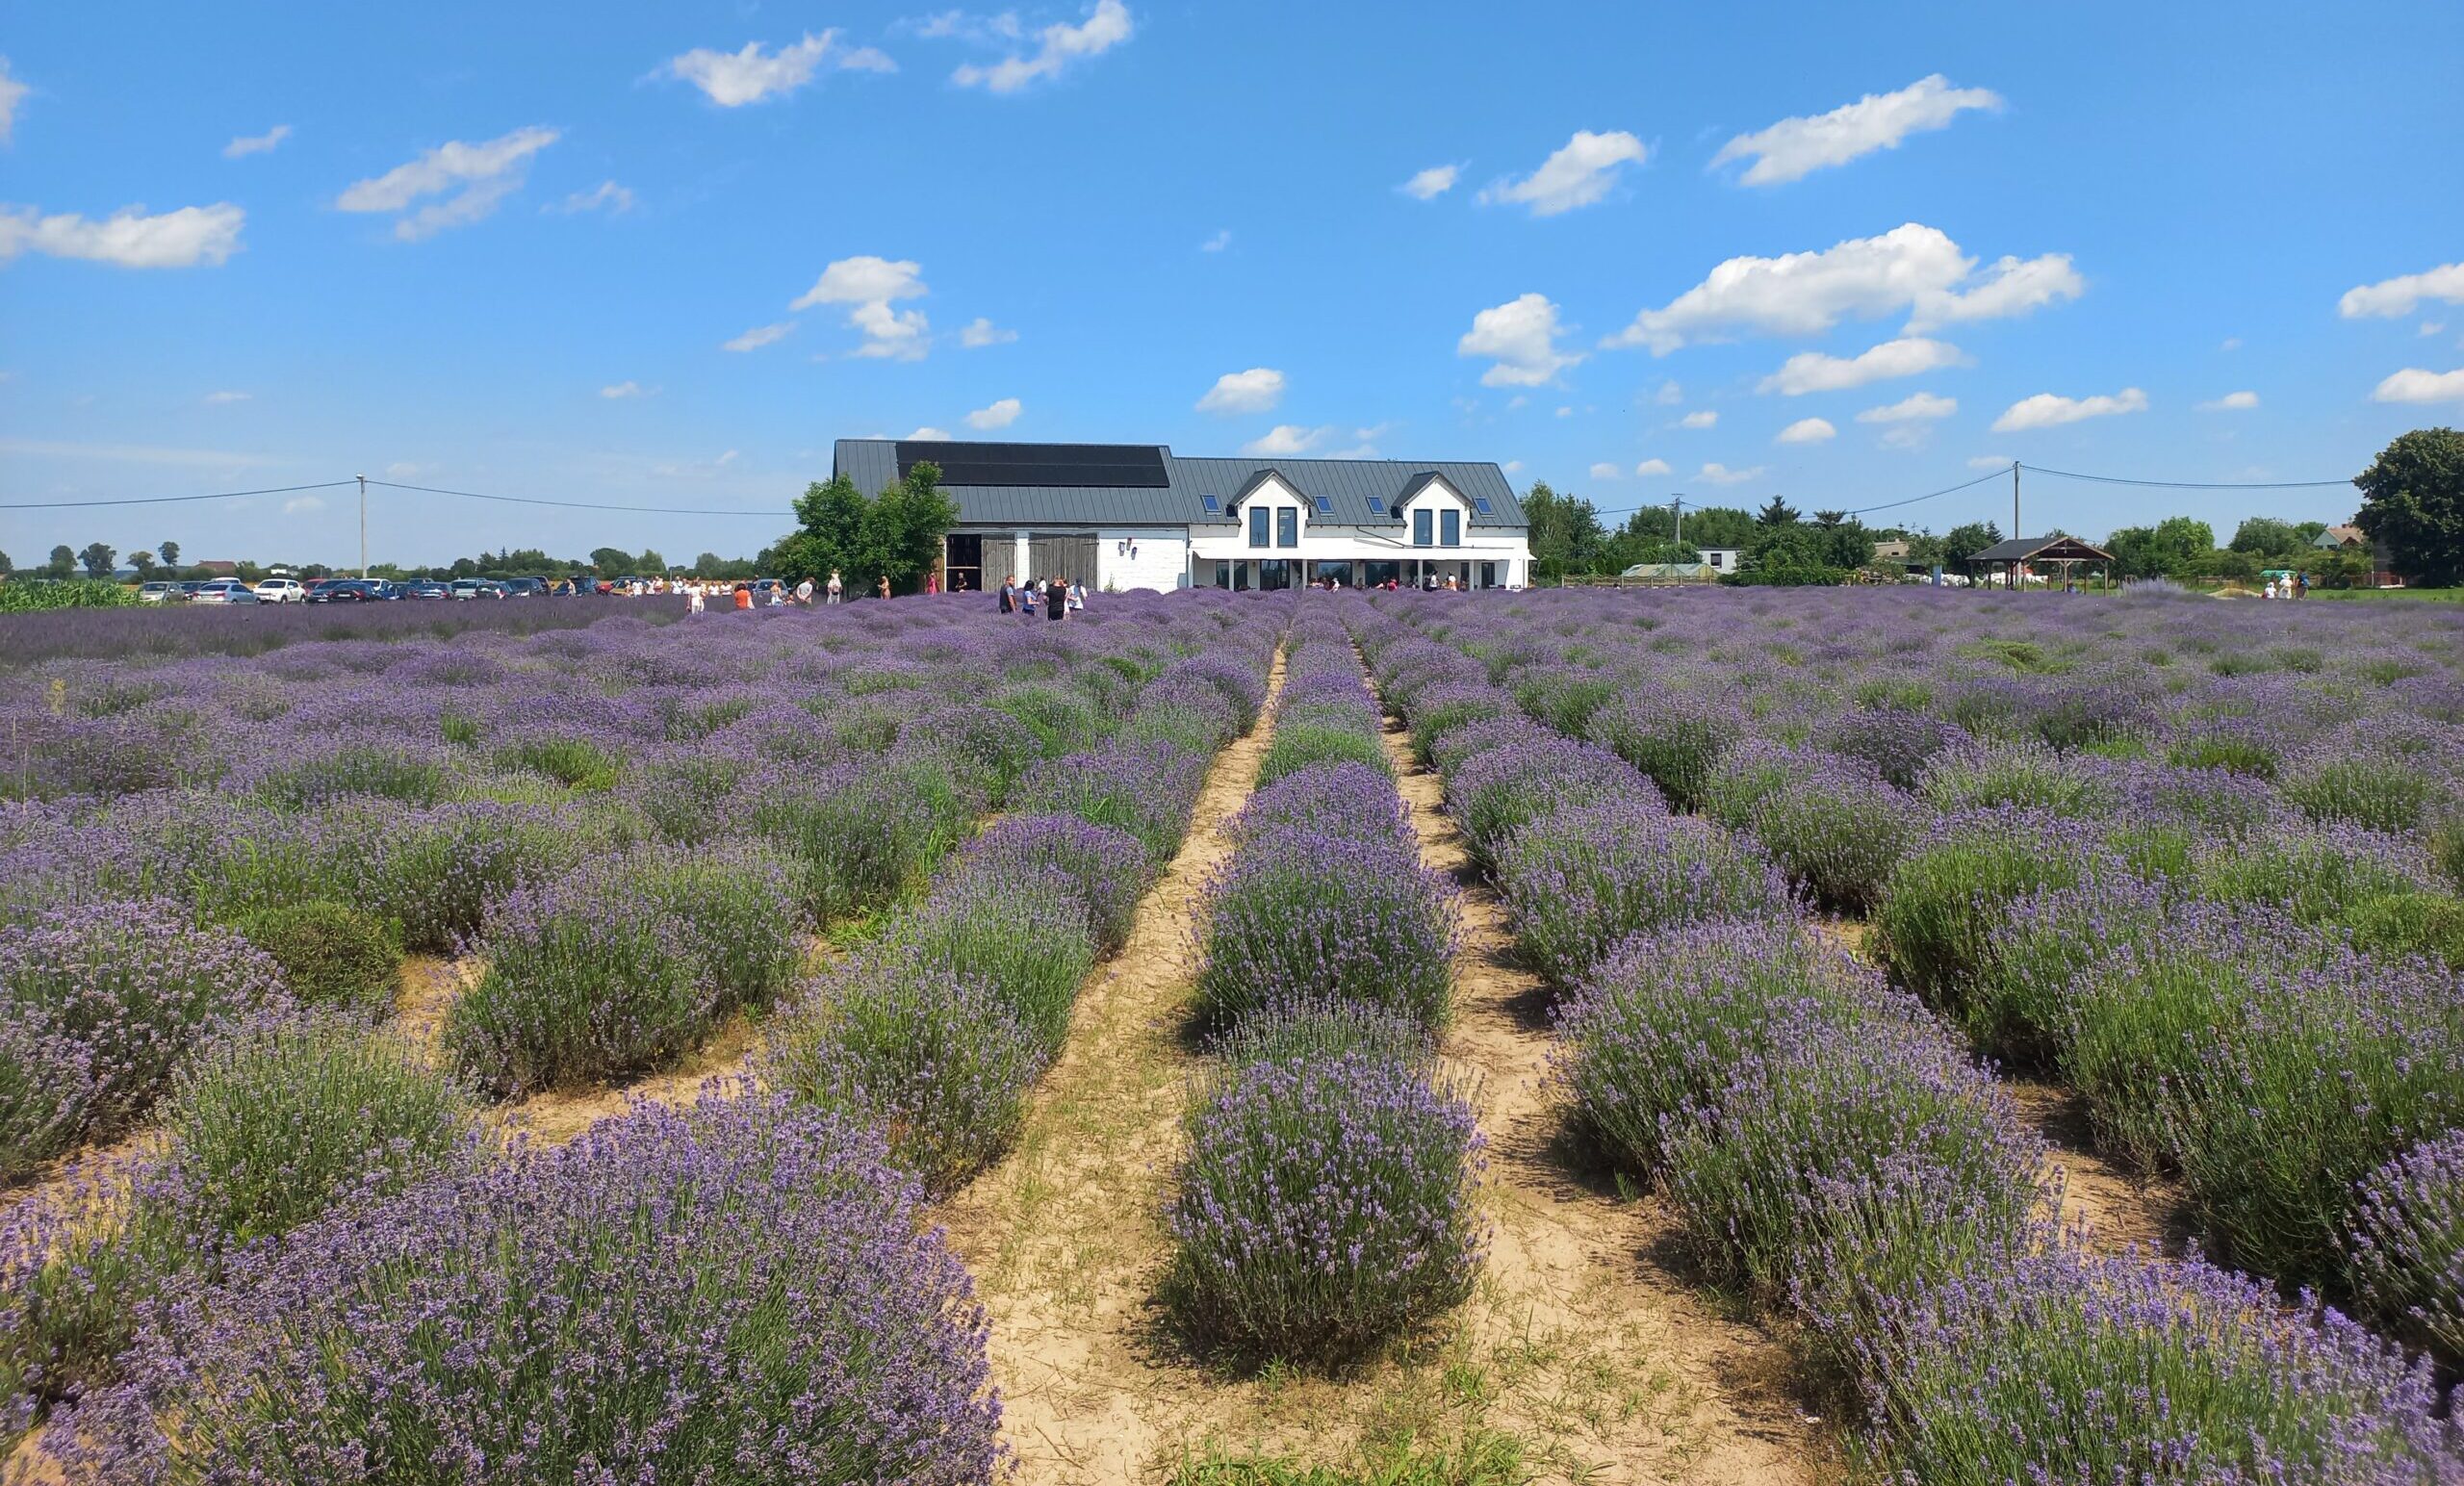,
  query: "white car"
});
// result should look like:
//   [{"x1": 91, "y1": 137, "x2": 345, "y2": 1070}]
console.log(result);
[
  {"x1": 252, "y1": 577, "x2": 305, "y2": 603},
  {"x1": 137, "y1": 581, "x2": 181, "y2": 603},
  {"x1": 191, "y1": 580, "x2": 260, "y2": 604}
]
